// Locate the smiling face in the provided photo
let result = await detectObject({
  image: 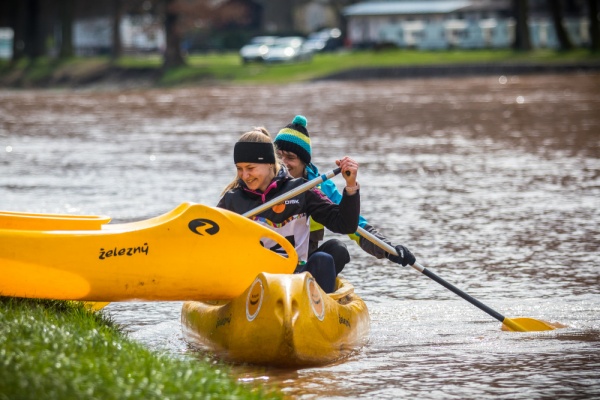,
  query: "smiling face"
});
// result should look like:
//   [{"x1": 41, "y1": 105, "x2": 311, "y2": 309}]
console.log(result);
[
  {"x1": 236, "y1": 162, "x2": 275, "y2": 192},
  {"x1": 277, "y1": 150, "x2": 305, "y2": 179}
]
